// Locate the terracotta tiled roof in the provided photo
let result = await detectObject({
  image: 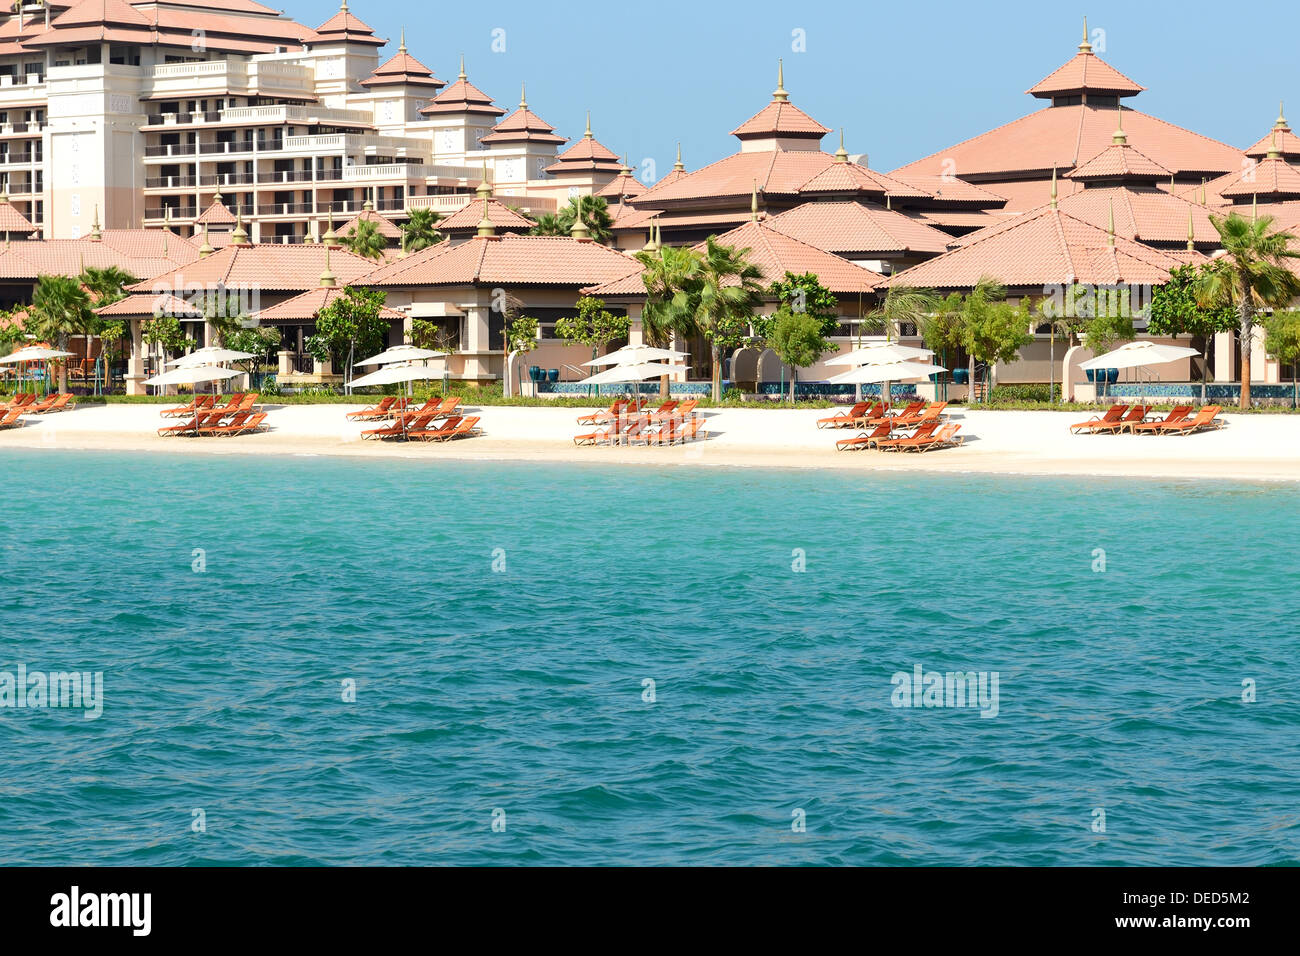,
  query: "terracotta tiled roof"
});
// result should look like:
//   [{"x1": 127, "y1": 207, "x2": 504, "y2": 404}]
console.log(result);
[
  {"x1": 1057, "y1": 186, "x2": 1220, "y2": 246},
  {"x1": 1218, "y1": 156, "x2": 1300, "y2": 199},
  {"x1": 361, "y1": 234, "x2": 636, "y2": 287},
  {"x1": 886, "y1": 206, "x2": 1182, "y2": 289},
  {"x1": 314, "y1": 4, "x2": 385, "y2": 45},
  {"x1": 194, "y1": 200, "x2": 237, "y2": 227},
  {"x1": 129, "y1": 244, "x2": 379, "y2": 293},
  {"x1": 338, "y1": 207, "x2": 403, "y2": 240},
  {"x1": 251, "y1": 286, "x2": 405, "y2": 323},
  {"x1": 546, "y1": 135, "x2": 622, "y2": 175},
  {"x1": 95, "y1": 292, "x2": 206, "y2": 318},
  {"x1": 0, "y1": 237, "x2": 194, "y2": 282},
  {"x1": 1026, "y1": 51, "x2": 1145, "y2": 98},
  {"x1": 635, "y1": 150, "x2": 925, "y2": 206},
  {"x1": 730, "y1": 101, "x2": 831, "y2": 140},
  {"x1": 589, "y1": 220, "x2": 882, "y2": 297},
  {"x1": 1067, "y1": 141, "x2": 1170, "y2": 181},
  {"x1": 767, "y1": 201, "x2": 953, "y2": 256},
  {"x1": 27, "y1": 4, "x2": 316, "y2": 52},
  {"x1": 912, "y1": 209, "x2": 1009, "y2": 231},
  {"x1": 891, "y1": 106, "x2": 1241, "y2": 185},
  {"x1": 53, "y1": 0, "x2": 151, "y2": 28},
  {"x1": 139, "y1": 0, "x2": 281, "y2": 12},
  {"x1": 0, "y1": 199, "x2": 38, "y2": 235},
  {"x1": 436, "y1": 197, "x2": 534, "y2": 232},
  {"x1": 92, "y1": 229, "x2": 199, "y2": 266},
  {"x1": 1246, "y1": 125, "x2": 1300, "y2": 159},
  {"x1": 595, "y1": 171, "x2": 647, "y2": 200},
  {"x1": 479, "y1": 105, "x2": 566, "y2": 146},
  {"x1": 360, "y1": 48, "x2": 445, "y2": 90},
  {"x1": 419, "y1": 77, "x2": 505, "y2": 117},
  {"x1": 887, "y1": 174, "x2": 1007, "y2": 206}
]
